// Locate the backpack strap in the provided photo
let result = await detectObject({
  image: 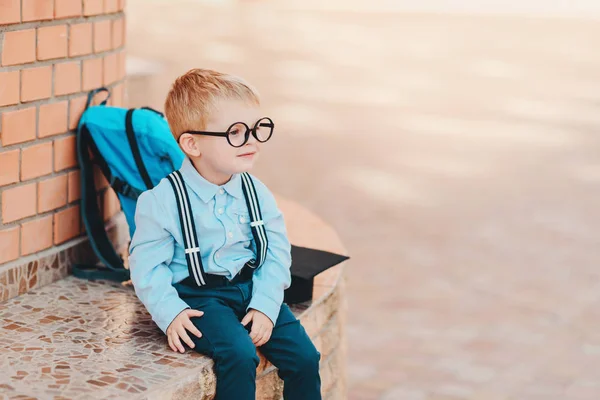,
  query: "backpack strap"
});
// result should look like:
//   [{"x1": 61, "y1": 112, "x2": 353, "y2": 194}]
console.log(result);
[
  {"x1": 166, "y1": 170, "x2": 208, "y2": 286},
  {"x1": 72, "y1": 122, "x2": 131, "y2": 282},
  {"x1": 240, "y1": 173, "x2": 268, "y2": 269},
  {"x1": 125, "y1": 109, "x2": 154, "y2": 190},
  {"x1": 86, "y1": 87, "x2": 110, "y2": 109}
]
